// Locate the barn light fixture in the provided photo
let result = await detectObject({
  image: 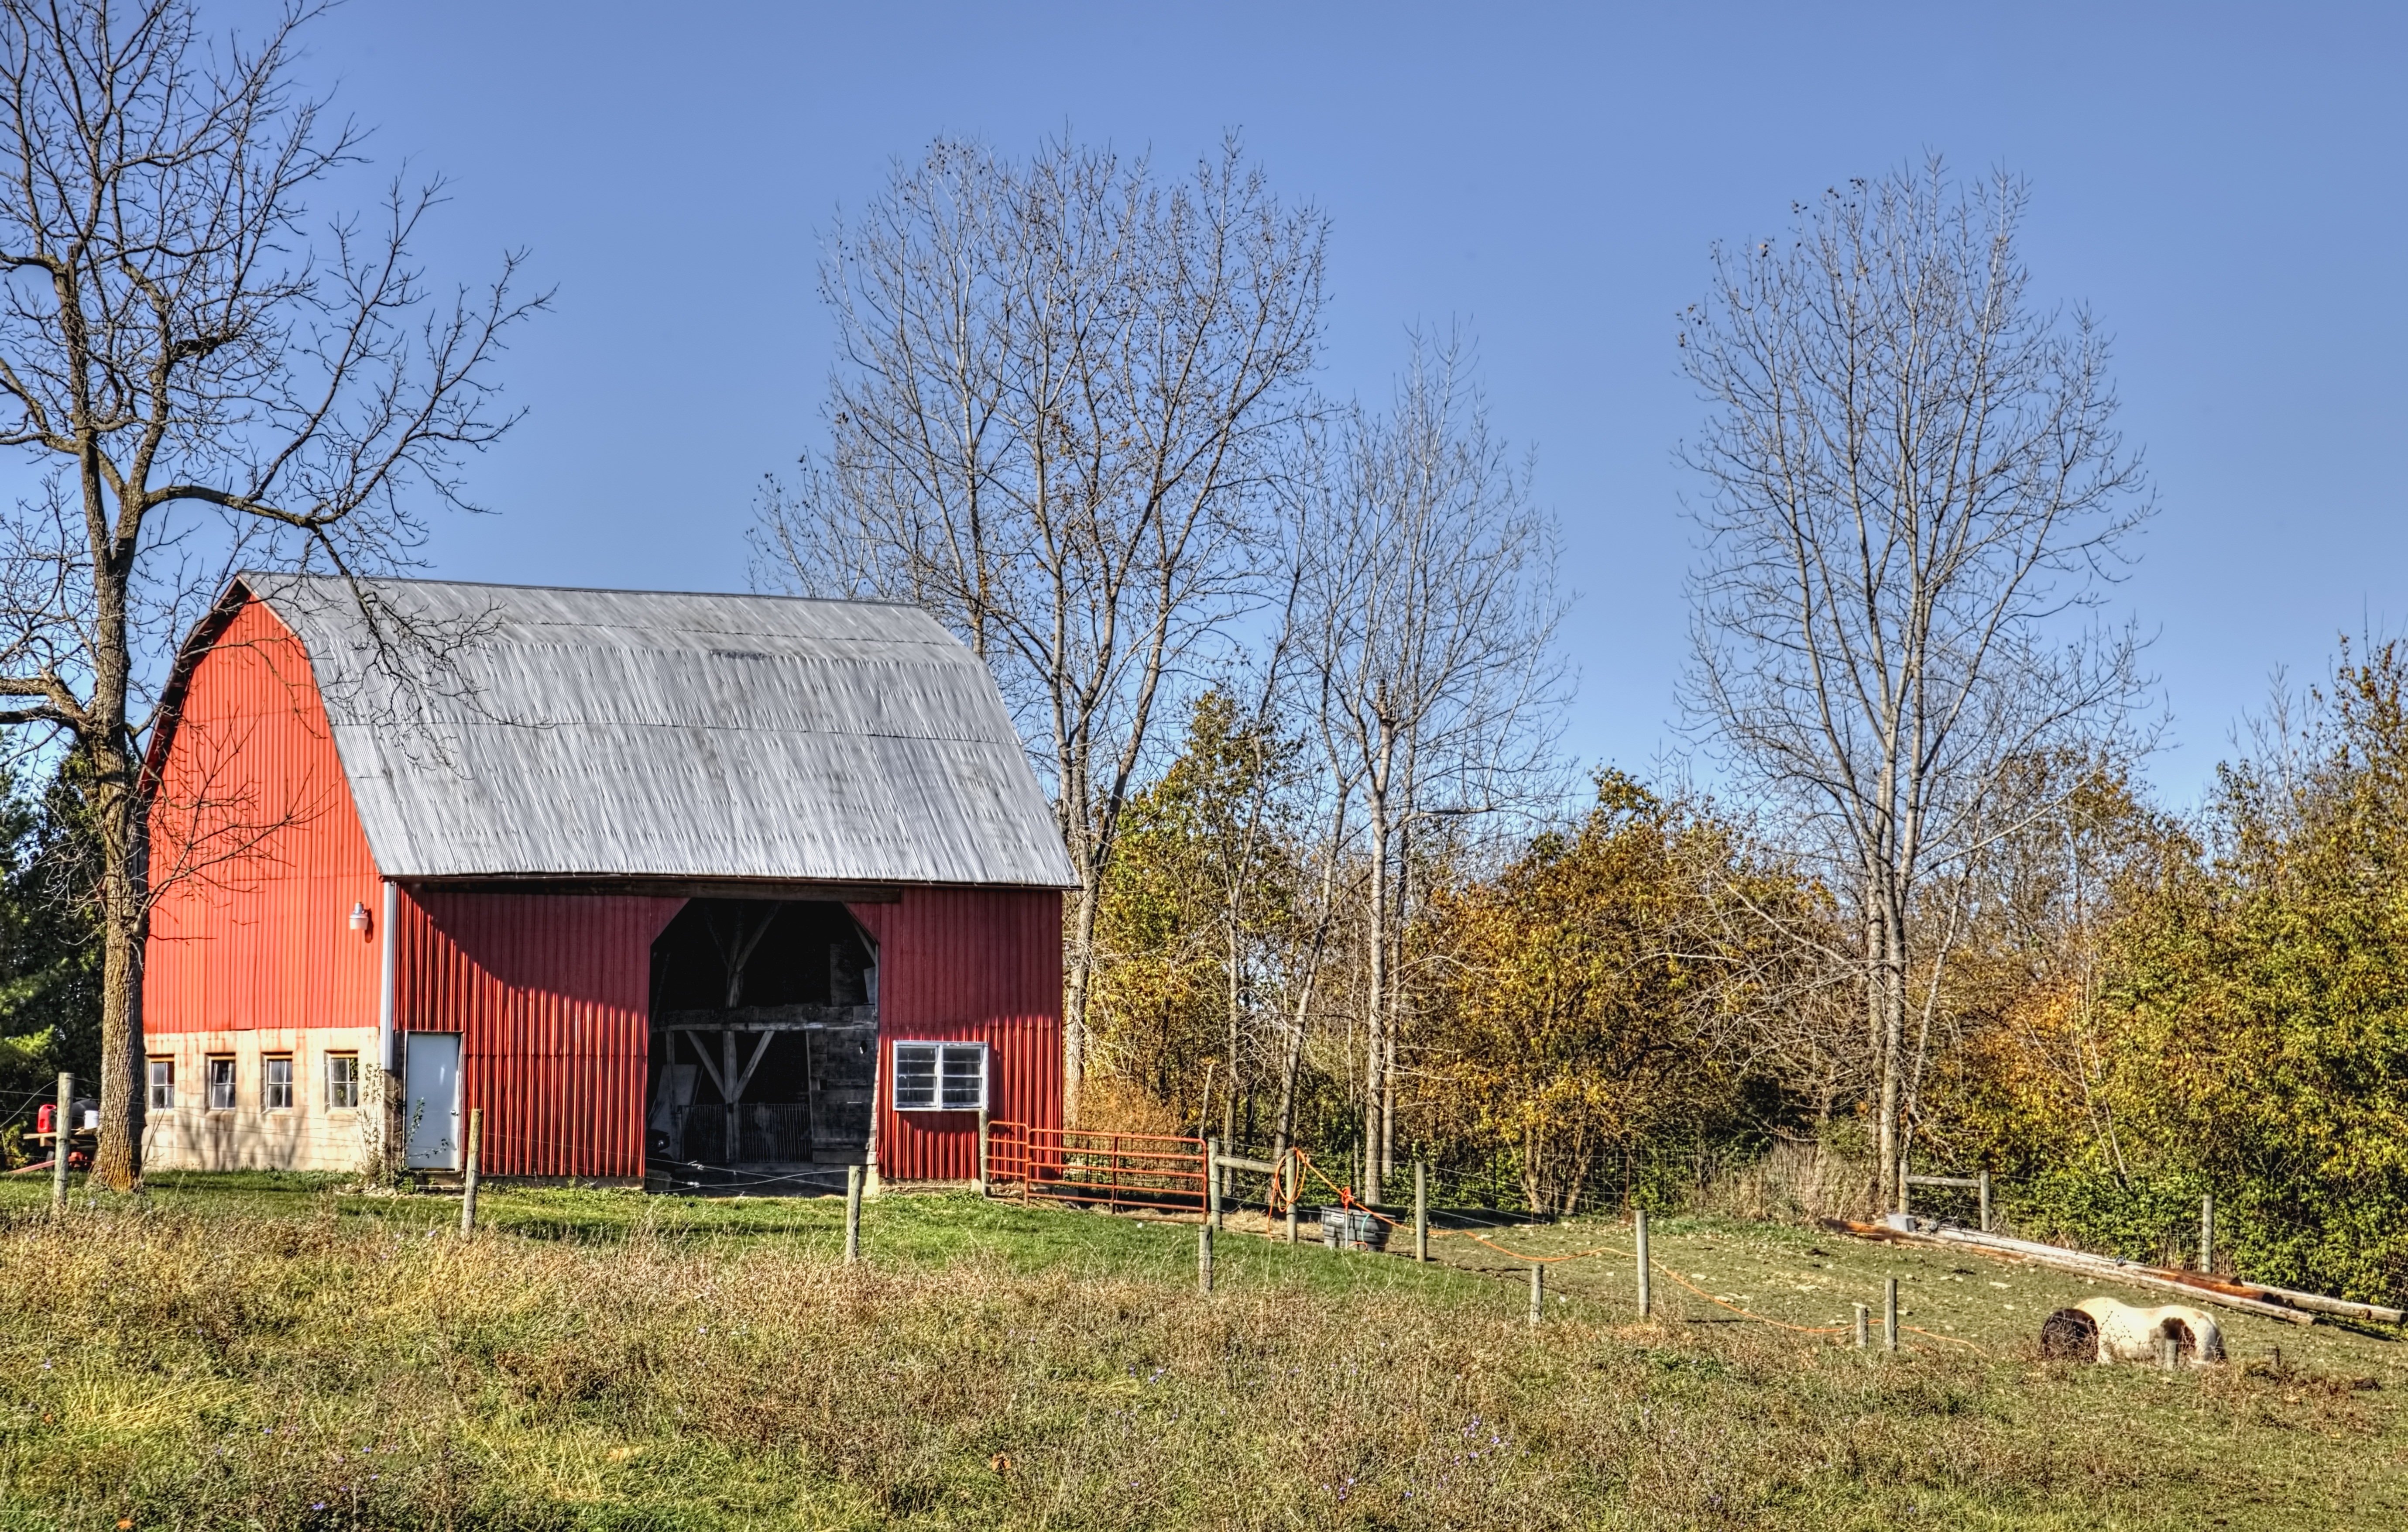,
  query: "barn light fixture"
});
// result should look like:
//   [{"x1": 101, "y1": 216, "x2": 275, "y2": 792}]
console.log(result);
[{"x1": 349, "y1": 901, "x2": 372, "y2": 934}]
